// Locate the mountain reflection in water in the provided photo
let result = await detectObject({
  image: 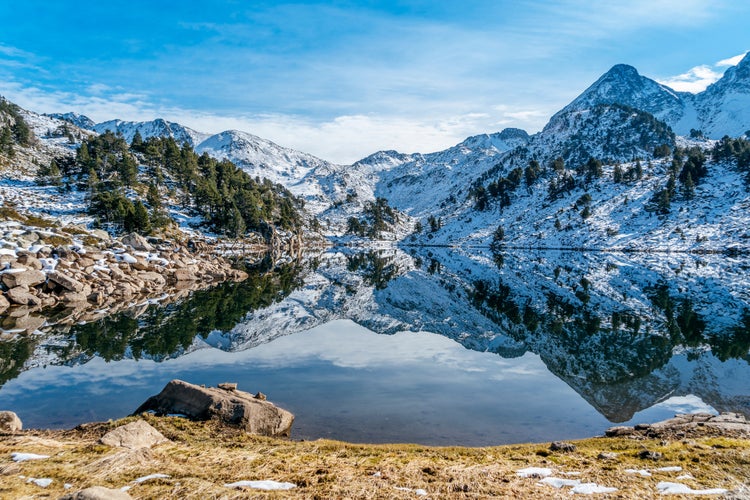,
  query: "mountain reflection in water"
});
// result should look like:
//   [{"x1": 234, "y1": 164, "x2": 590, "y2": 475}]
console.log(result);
[{"x1": 0, "y1": 248, "x2": 748, "y2": 445}]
